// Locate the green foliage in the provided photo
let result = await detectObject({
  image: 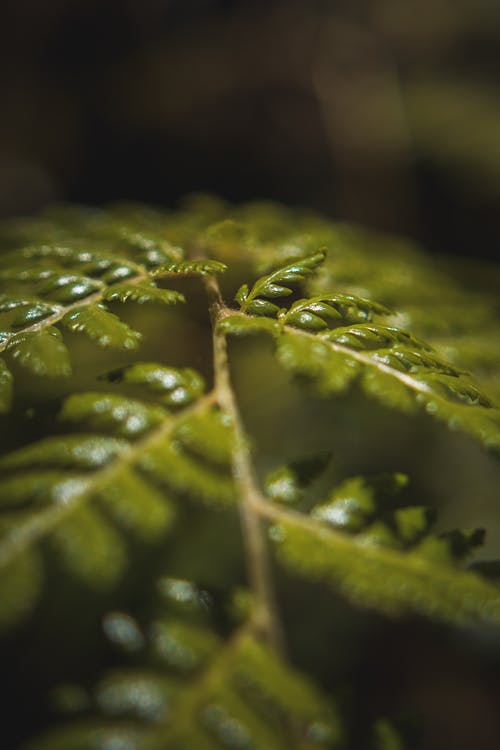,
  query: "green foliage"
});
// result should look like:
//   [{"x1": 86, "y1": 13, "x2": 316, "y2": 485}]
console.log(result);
[
  {"x1": 267, "y1": 486, "x2": 496, "y2": 621},
  {"x1": 105, "y1": 362, "x2": 206, "y2": 408},
  {"x1": 228, "y1": 258, "x2": 500, "y2": 450},
  {"x1": 25, "y1": 579, "x2": 342, "y2": 750},
  {"x1": 235, "y1": 251, "x2": 327, "y2": 316},
  {"x1": 0, "y1": 219, "x2": 201, "y2": 395},
  {"x1": 8, "y1": 326, "x2": 72, "y2": 377},
  {"x1": 62, "y1": 304, "x2": 143, "y2": 350},
  {"x1": 0, "y1": 200, "x2": 499, "y2": 749},
  {"x1": 152, "y1": 259, "x2": 228, "y2": 277}
]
